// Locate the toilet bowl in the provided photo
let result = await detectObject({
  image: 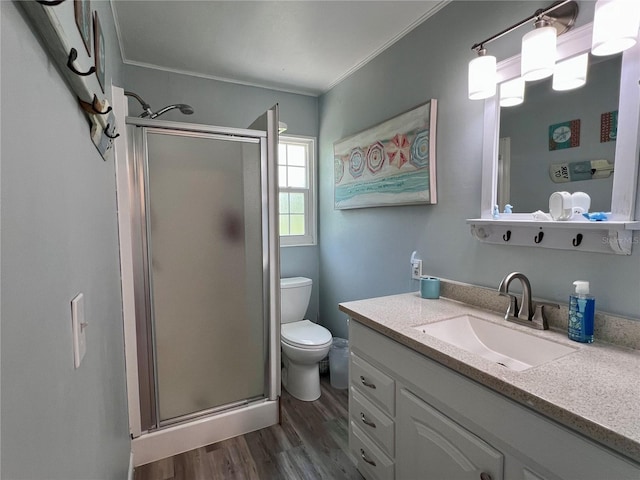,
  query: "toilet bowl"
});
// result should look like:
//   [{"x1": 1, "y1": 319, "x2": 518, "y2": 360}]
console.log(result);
[{"x1": 280, "y1": 277, "x2": 332, "y2": 401}]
